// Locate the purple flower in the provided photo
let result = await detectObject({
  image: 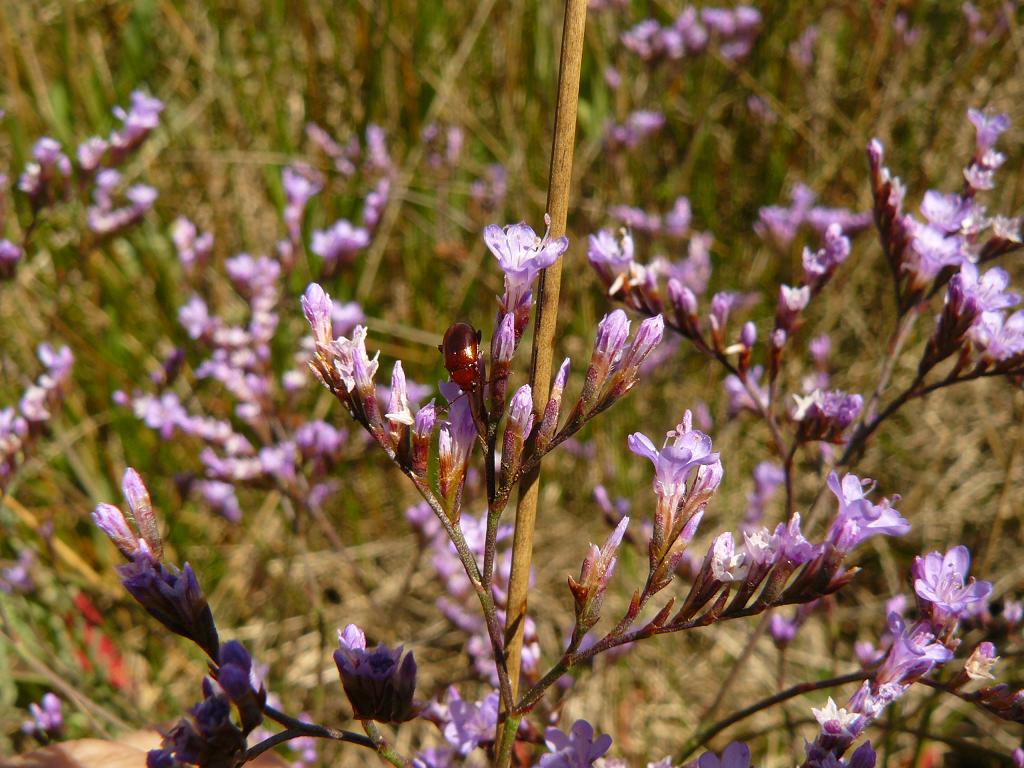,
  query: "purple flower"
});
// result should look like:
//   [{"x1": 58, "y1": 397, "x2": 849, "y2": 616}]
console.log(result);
[
  {"x1": 438, "y1": 382, "x2": 477, "y2": 499},
  {"x1": 485, "y1": 220, "x2": 569, "y2": 323},
  {"x1": 197, "y1": 480, "x2": 242, "y2": 523},
  {"x1": 872, "y1": 614, "x2": 953, "y2": 689},
  {"x1": 171, "y1": 217, "x2": 214, "y2": 274},
  {"x1": 120, "y1": 551, "x2": 220, "y2": 659},
  {"x1": 442, "y1": 690, "x2": 499, "y2": 755},
  {"x1": 0, "y1": 550, "x2": 35, "y2": 594},
  {"x1": 282, "y1": 165, "x2": 322, "y2": 243},
  {"x1": 697, "y1": 741, "x2": 751, "y2": 768},
  {"x1": 587, "y1": 228, "x2": 635, "y2": 290},
  {"x1": 768, "y1": 613, "x2": 797, "y2": 647},
  {"x1": 109, "y1": 91, "x2": 164, "y2": 156},
  {"x1": 826, "y1": 472, "x2": 909, "y2": 553},
  {"x1": 969, "y1": 309, "x2": 1024, "y2": 362},
  {"x1": 19, "y1": 137, "x2": 72, "y2": 206},
  {"x1": 76, "y1": 136, "x2": 108, "y2": 172},
  {"x1": 21, "y1": 693, "x2": 63, "y2": 738},
  {"x1": 93, "y1": 470, "x2": 219, "y2": 658},
  {"x1": 773, "y1": 513, "x2": 818, "y2": 564},
  {"x1": 724, "y1": 366, "x2": 768, "y2": 415},
  {"x1": 958, "y1": 263, "x2": 1020, "y2": 313},
  {"x1": 628, "y1": 414, "x2": 720, "y2": 517},
  {"x1": 913, "y1": 545, "x2": 992, "y2": 622},
  {"x1": 301, "y1": 283, "x2": 334, "y2": 348},
  {"x1": 810, "y1": 697, "x2": 866, "y2": 755},
  {"x1": 0, "y1": 239, "x2": 23, "y2": 280},
  {"x1": 311, "y1": 219, "x2": 370, "y2": 269},
  {"x1": 920, "y1": 191, "x2": 973, "y2": 234},
  {"x1": 802, "y1": 224, "x2": 851, "y2": 288},
  {"x1": 333, "y1": 624, "x2": 417, "y2": 722},
  {"x1": 538, "y1": 720, "x2": 612, "y2": 768},
  {"x1": 905, "y1": 220, "x2": 965, "y2": 289},
  {"x1": 968, "y1": 108, "x2": 1011, "y2": 156},
  {"x1": 793, "y1": 389, "x2": 863, "y2": 443}
]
